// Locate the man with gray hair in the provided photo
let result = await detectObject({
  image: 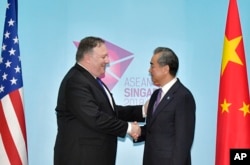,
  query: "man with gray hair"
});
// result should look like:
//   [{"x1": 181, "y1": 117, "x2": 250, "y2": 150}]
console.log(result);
[{"x1": 136, "y1": 47, "x2": 196, "y2": 165}]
